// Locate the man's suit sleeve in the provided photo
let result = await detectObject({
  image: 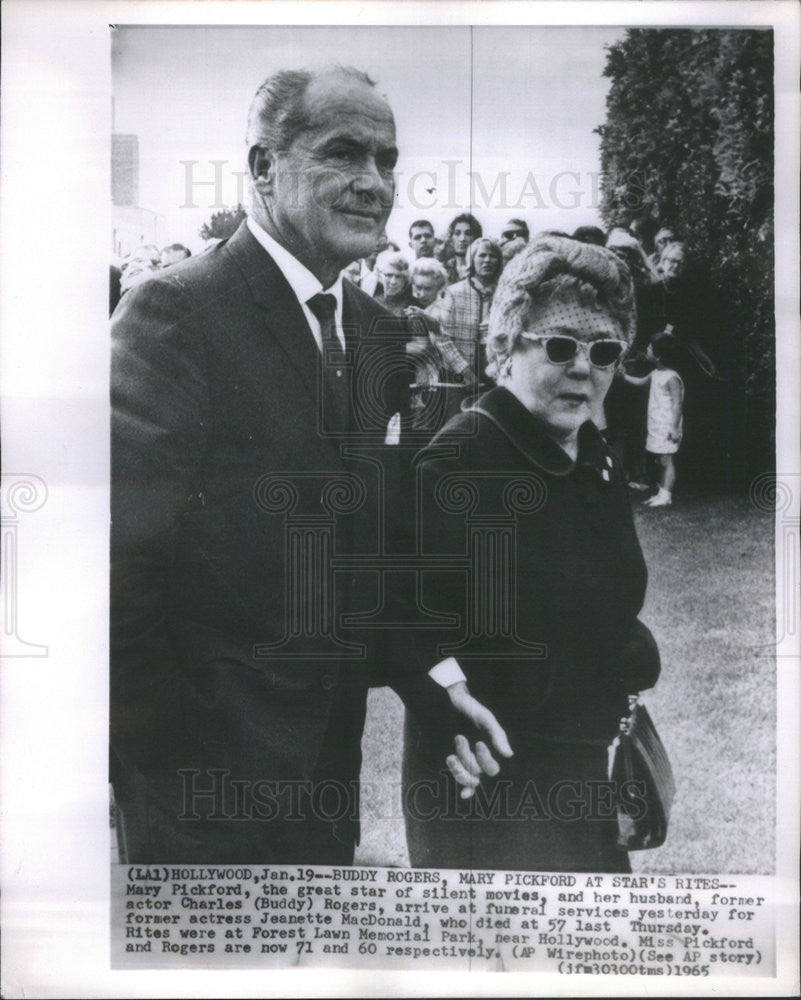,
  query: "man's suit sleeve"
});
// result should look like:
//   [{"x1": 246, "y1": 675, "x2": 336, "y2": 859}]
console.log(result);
[
  {"x1": 110, "y1": 277, "x2": 210, "y2": 769},
  {"x1": 370, "y1": 434, "x2": 480, "y2": 761}
]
